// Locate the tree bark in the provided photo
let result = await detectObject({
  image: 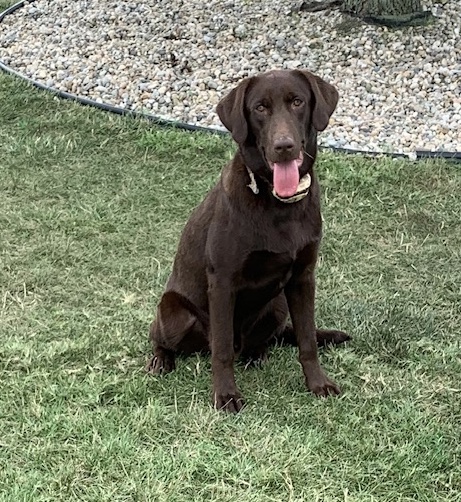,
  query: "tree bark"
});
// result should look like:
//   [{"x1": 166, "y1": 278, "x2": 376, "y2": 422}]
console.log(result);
[
  {"x1": 343, "y1": 0, "x2": 422, "y2": 16},
  {"x1": 299, "y1": 0, "x2": 434, "y2": 26}
]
